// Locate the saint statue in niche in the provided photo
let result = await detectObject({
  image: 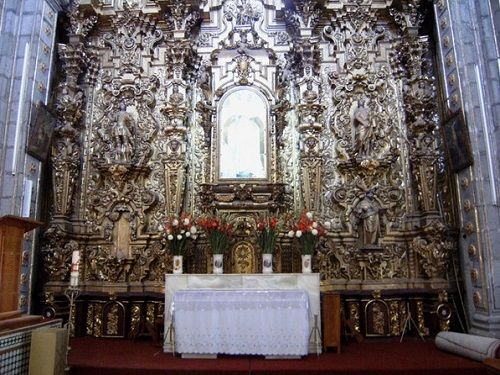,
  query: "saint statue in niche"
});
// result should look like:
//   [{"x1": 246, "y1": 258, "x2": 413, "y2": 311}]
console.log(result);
[
  {"x1": 353, "y1": 190, "x2": 383, "y2": 249},
  {"x1": 352, "y1": 99, "x2": 376, "y2": 158},
  {"x1": 112, "y1": 102, "x2": 134, "y2": 163},
  {"x1": 219, "y1": 90, "x2": 267, "y2": 179}
]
